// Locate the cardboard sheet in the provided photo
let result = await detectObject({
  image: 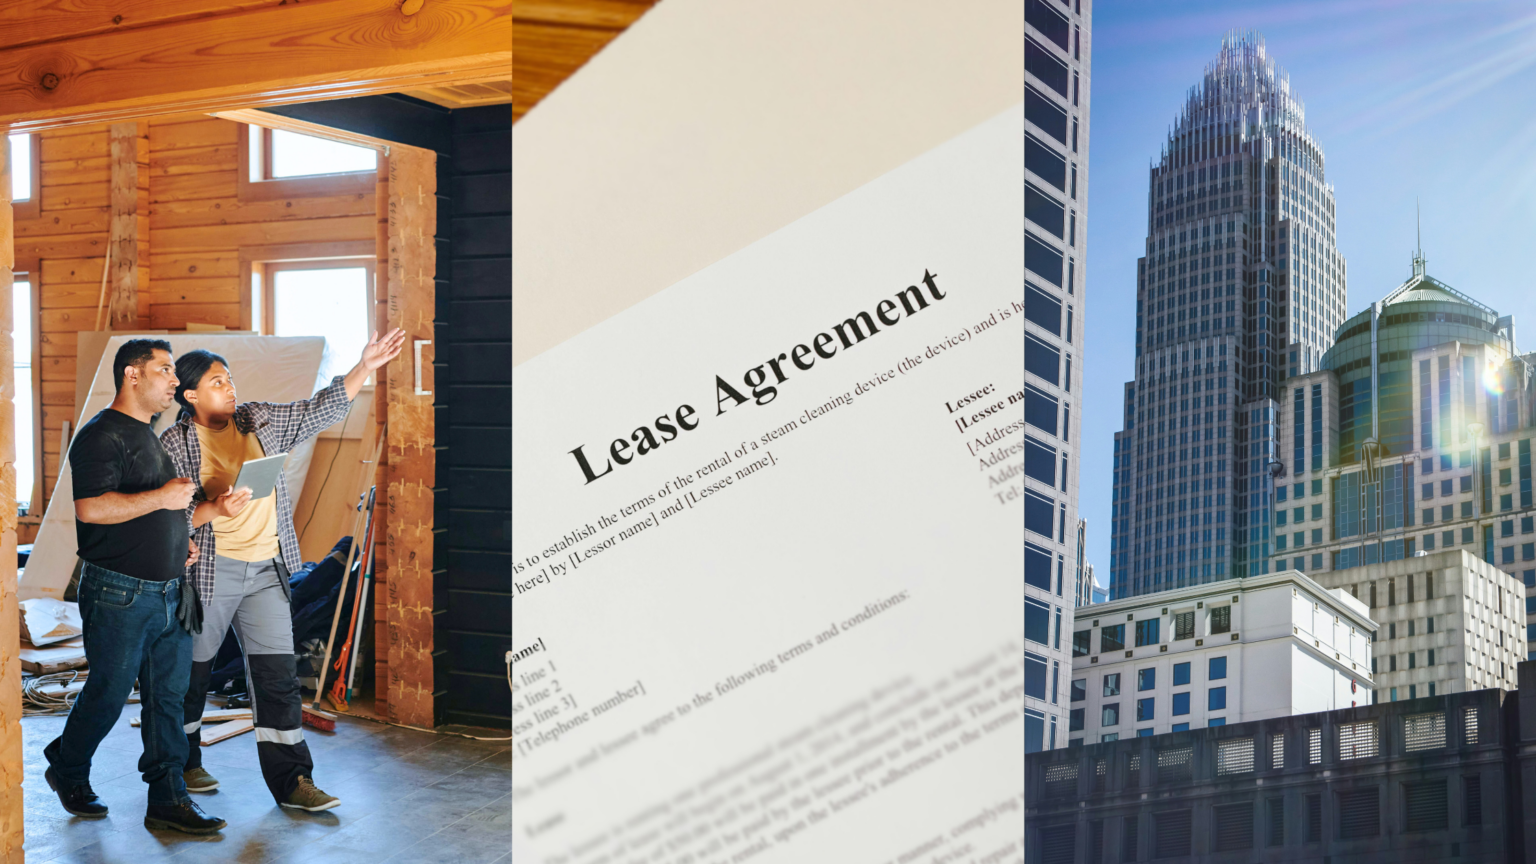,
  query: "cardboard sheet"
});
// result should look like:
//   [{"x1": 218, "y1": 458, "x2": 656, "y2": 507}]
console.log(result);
[
  {"x1": 18, "y1": 599, "x2": 82, "y2": 646},
  {"x1": 21, "y1": 335, "x2": 329, "y2": 601},
  {"x1": 20, "y1": 637, "x2": 87, "y2": 675}
]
